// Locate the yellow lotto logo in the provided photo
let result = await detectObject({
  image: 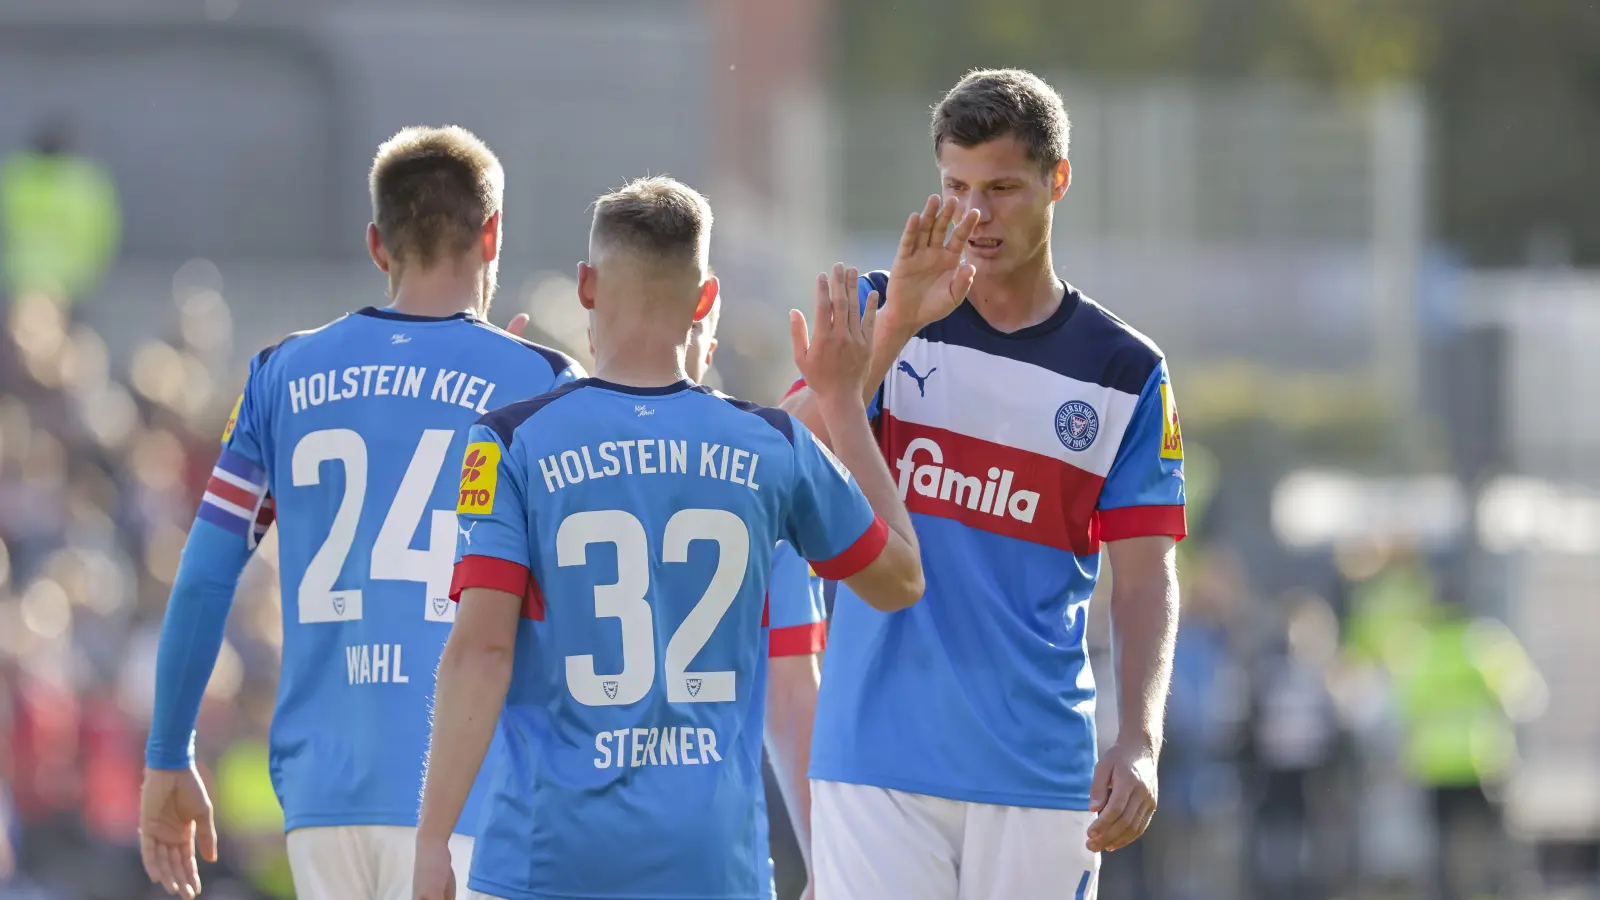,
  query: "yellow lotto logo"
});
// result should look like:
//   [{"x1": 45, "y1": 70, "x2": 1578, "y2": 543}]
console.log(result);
[
  {"x1": 221, "y1": 394, "x2": 243, "y2": 444},
  {"x1": 1159, "y1": 383, "x2": 1183, "y2": 460},
  {"x1": 457, "y1": 442, "x2": 501, "y2": 514}
]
